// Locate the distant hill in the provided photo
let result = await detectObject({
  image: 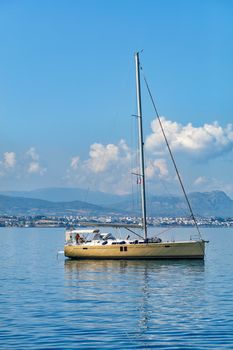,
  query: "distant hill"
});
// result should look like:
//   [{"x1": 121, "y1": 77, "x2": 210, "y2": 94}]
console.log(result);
[
  {"x1": 0, "y1": 194, "x2": 118, "y2": 216},
  {"x1": 116, "y1": 190, "x2": 233, "y2": 217},
  {"x1": 0, "y1": 189, "x2": 232, "y2": 217},
  {"x1": 1, "y1": 187, "x2": 127, "y2": 206},
  {"x1": 188, "y1": 191, "x2": 233, "y2": 217},
  {"x1": 151, "y1": 190, "x2": 233, "y2": 217}
]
